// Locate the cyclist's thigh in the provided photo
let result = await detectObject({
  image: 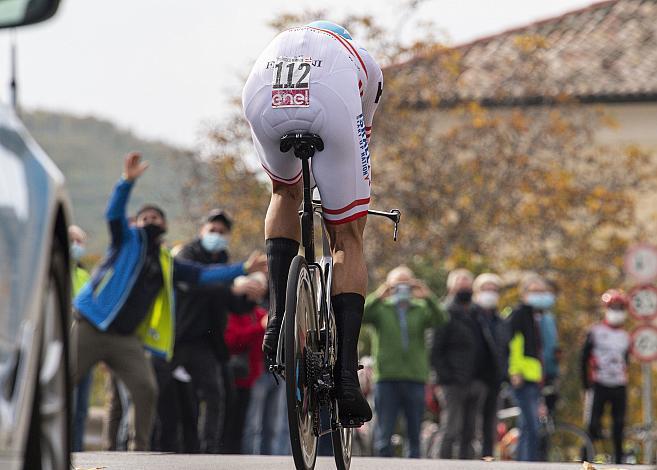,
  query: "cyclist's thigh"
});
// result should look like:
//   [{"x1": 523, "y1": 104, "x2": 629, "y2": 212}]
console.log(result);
[{"x1": 311, "y1": 68, "x2": 371, "y2": 225}]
